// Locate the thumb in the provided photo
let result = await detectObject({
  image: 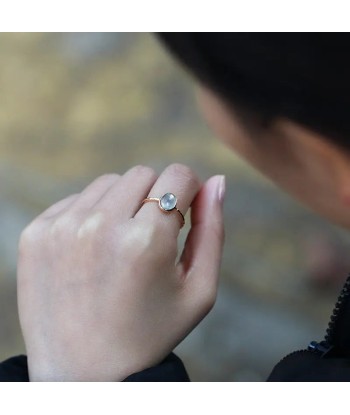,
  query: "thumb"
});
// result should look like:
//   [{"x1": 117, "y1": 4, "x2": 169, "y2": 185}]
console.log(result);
[{"x1": 177, "y1": 175, "x2": 225, "y2": 297}]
